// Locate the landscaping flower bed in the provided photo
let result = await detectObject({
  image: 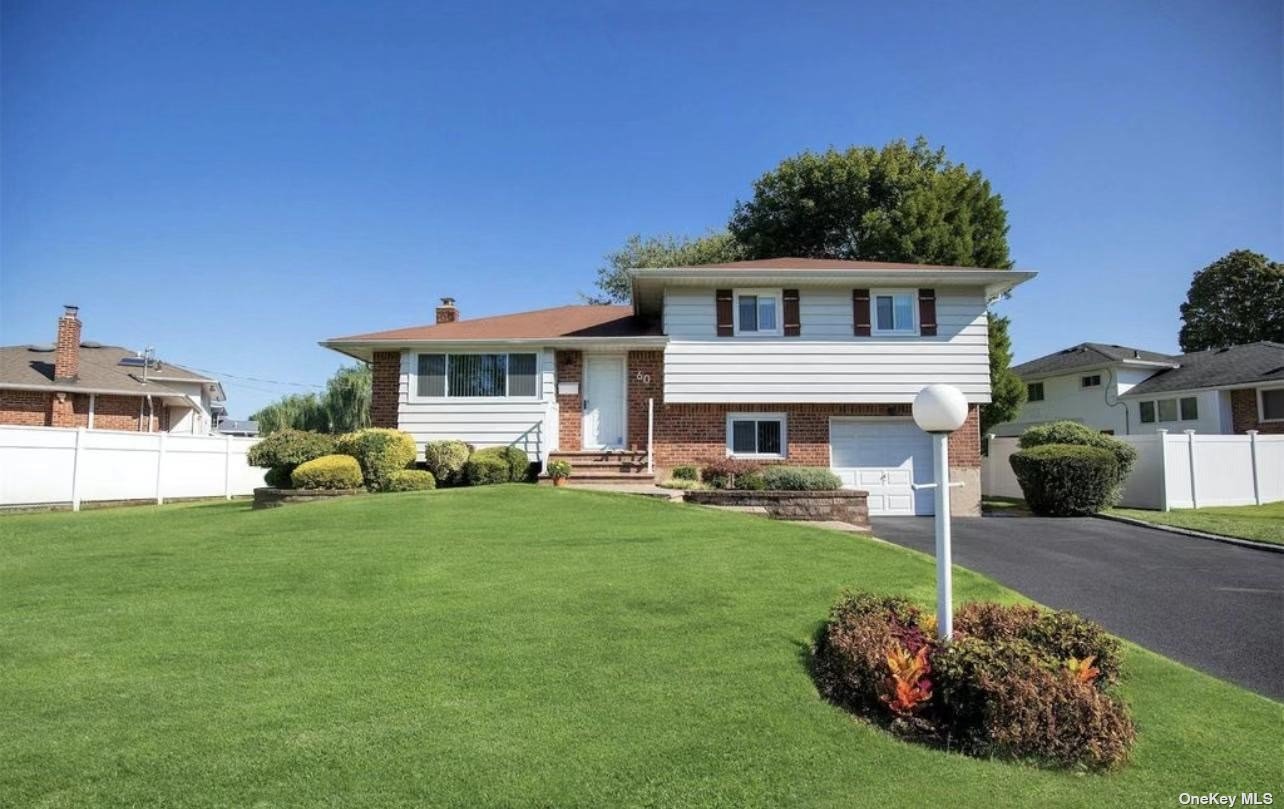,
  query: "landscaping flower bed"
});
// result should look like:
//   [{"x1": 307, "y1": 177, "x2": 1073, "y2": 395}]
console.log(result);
[{"x1": 811, "y1": 591, "x2": 1136, "y2": 770}]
